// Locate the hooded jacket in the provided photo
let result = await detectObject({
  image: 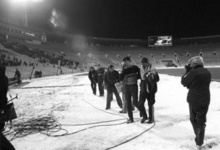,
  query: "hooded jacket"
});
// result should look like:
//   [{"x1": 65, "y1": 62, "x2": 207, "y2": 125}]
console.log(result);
[
  {"x1": 144, "y1": 70, "x2": 160, "y2": 94},
  {"x1": 141, "y1": 64, "x2": 160, "y2": 94},
  {"x1": 181, "y1": 66, "x2": 211, "y2": 106},
  {"x1": 0, "y1": 66, "x2": 8, "y2": 109}
]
